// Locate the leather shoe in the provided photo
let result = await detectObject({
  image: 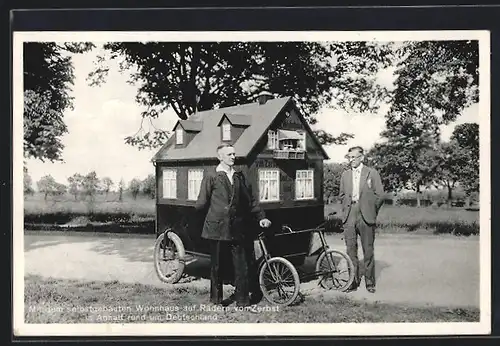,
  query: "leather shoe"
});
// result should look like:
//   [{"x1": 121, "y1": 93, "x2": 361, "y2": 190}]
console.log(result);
[
  {"x1": 250, "y1": 291, "x2": 263, "y2": 305},
  {"x1": 221, "y1": 293, "x2": 236, "y2": 307},
  {"x1": 367, "y1": 287, "x2": 376, "y2": 293}
]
